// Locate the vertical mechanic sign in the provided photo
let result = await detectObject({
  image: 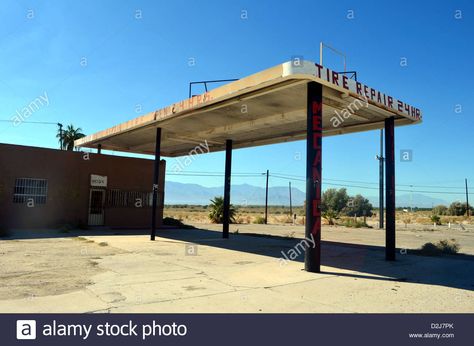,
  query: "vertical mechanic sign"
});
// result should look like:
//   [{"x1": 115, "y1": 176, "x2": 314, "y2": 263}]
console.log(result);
[{"x1": 305, "y1": 82, "x2": 322, "y2": 272}]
